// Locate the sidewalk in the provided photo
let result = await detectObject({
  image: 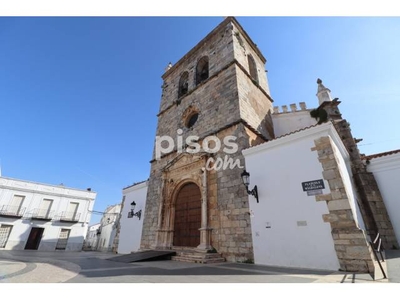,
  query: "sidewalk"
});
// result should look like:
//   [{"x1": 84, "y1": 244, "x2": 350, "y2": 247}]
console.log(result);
[
  {"x1": 385, "y1": 250, "x2": 400, "y2": 283},
  {"x1": 0, "y1": 250, "x2": 393, "y2": 283}
]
